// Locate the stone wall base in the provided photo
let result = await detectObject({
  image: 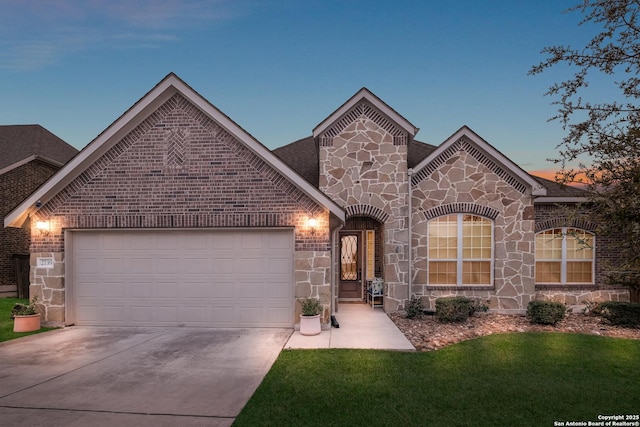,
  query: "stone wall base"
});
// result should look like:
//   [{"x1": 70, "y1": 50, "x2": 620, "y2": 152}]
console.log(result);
[{"x1": 30, "y1": 252, "x2": 65, "y2": 324}]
